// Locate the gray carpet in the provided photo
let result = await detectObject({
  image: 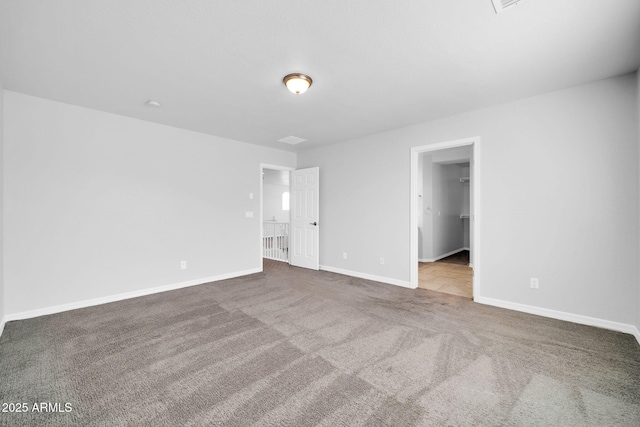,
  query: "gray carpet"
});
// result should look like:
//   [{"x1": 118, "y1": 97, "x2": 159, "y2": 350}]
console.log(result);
[{"x1": 1, "y1": 260, "x2": 639, "y2": 426}]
